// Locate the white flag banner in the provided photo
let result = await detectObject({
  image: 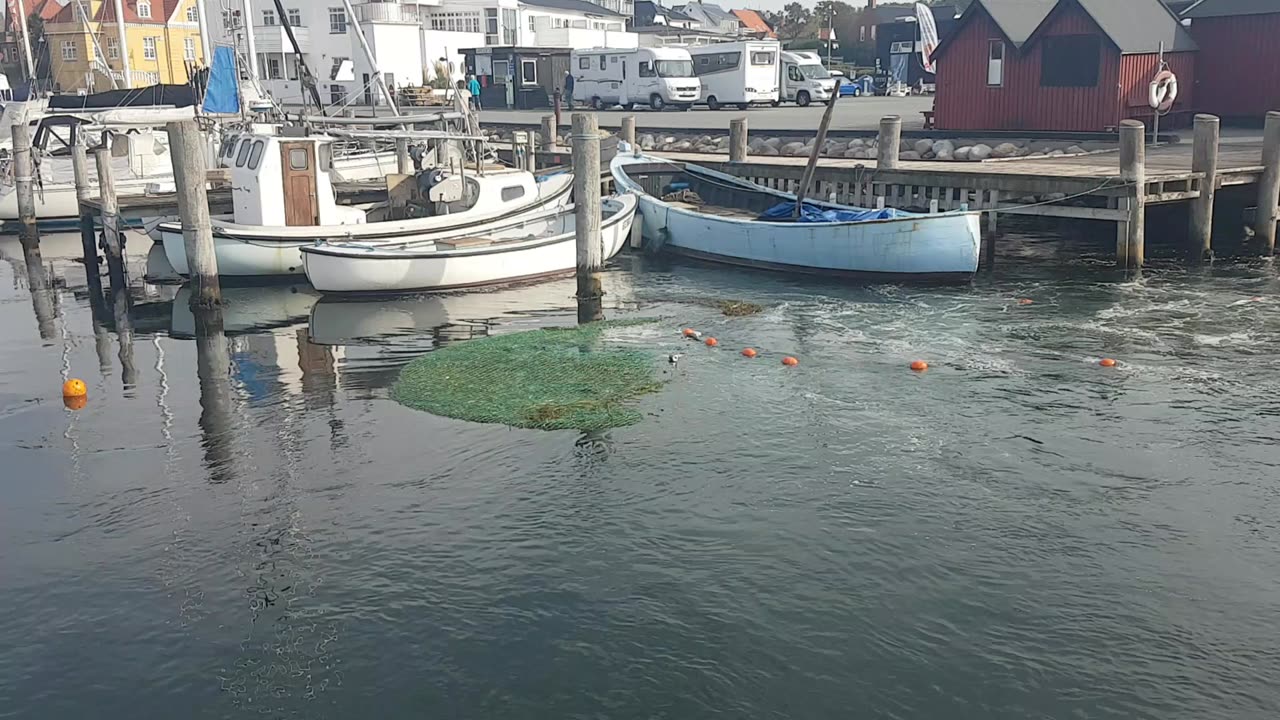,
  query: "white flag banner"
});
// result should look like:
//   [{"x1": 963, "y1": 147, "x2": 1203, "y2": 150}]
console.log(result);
[{"x1": 915, "y1": 2, "x2": 939, "y2": 74}]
